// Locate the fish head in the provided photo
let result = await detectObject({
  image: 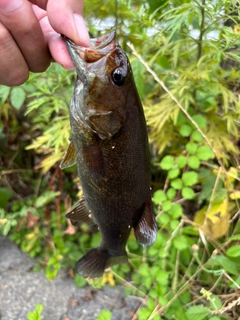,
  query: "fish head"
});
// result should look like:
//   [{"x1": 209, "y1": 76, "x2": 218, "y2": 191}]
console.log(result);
[{"x1": 66, "y1": 32, "x2": 134, "y2": 138}]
